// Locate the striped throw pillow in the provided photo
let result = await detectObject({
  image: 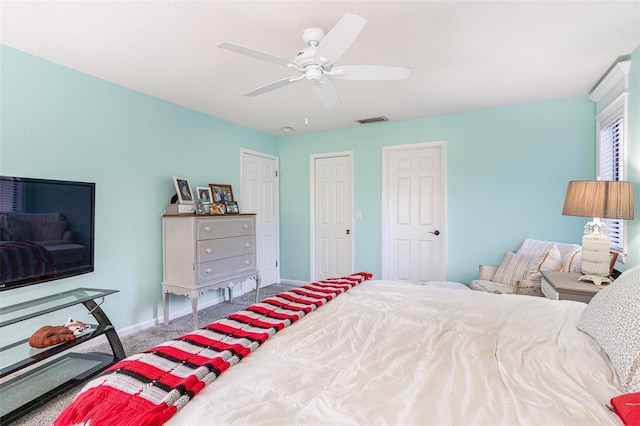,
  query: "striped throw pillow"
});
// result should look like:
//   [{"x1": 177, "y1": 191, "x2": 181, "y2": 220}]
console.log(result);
[
  {"x1": 515, "y1": 245, "x2": 563, "y2": 296},
  {"x1": 492, "y1": 251, "x2": 543, "y2": 289}
]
